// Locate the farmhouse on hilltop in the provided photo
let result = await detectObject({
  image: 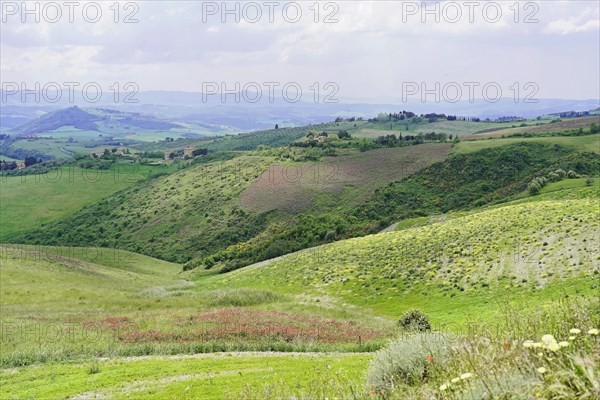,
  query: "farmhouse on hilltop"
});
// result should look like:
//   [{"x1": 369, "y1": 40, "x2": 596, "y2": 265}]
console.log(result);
[{"x1": 183, "y1": 146, "x2": 195, "y2": 157}]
